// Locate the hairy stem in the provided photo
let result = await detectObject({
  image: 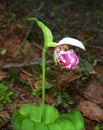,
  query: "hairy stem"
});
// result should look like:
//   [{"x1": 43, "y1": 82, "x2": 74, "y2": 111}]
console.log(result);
[{"x1": 41, "y1": 48, "x2": 46, "y2": 119}]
